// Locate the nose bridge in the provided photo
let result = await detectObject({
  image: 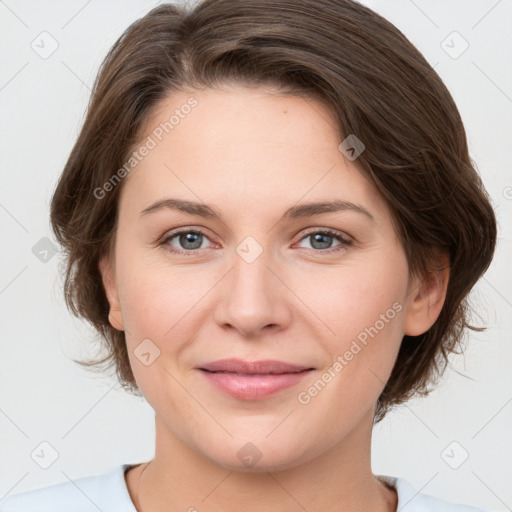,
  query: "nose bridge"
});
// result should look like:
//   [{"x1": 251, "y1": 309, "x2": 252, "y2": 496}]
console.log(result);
[
  {"x1": 215, "y1": 236, "x2": 289, "y2": 335},
  {"x1": 233, "y1": 241, "x2": 271, "y2": 296}
]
